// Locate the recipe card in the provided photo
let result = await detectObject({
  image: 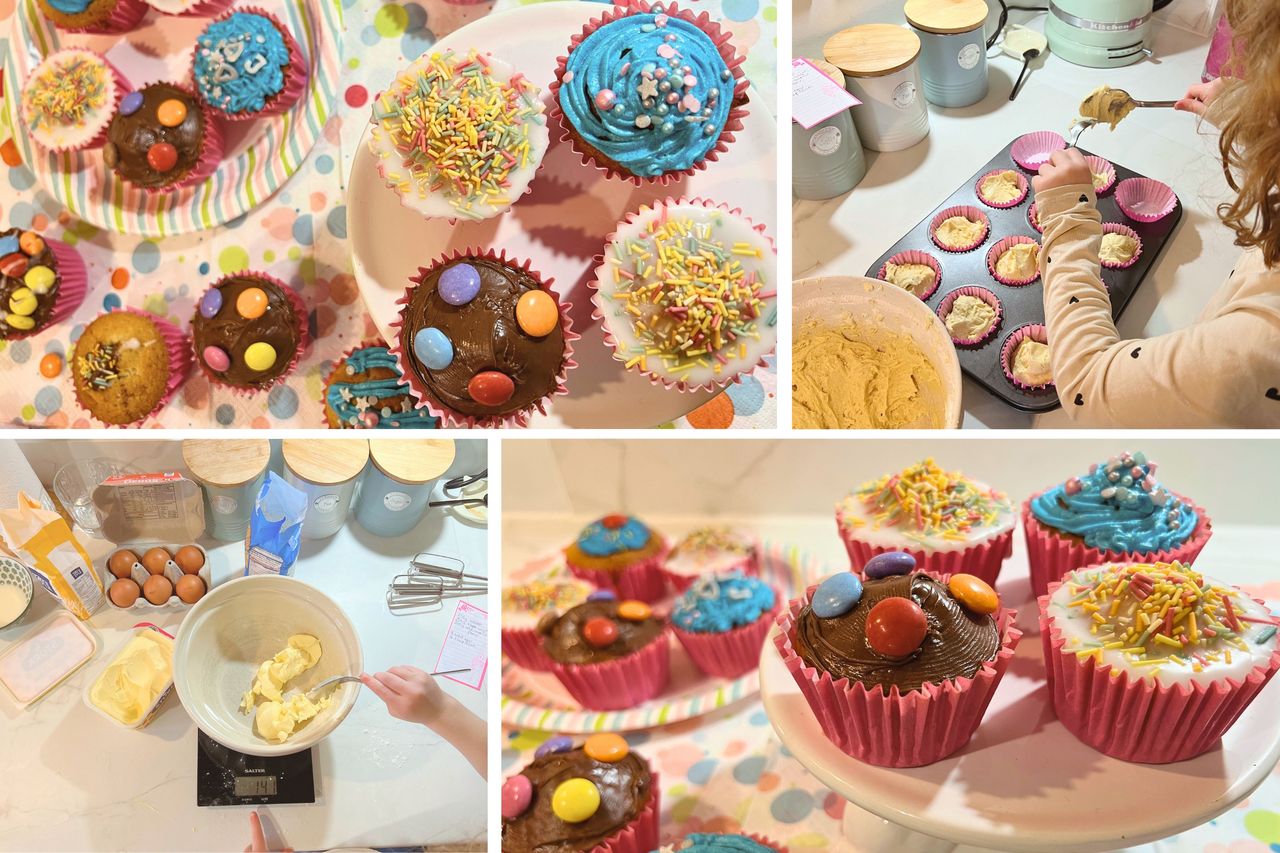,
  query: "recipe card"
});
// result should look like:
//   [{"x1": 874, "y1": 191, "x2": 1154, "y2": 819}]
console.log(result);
[
  {"x1": 792, "y1": 57, "x2": 860, "y2": 129},
  {"x1": 435, "y1": 600, "x2": 488, "y2": 691}
]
